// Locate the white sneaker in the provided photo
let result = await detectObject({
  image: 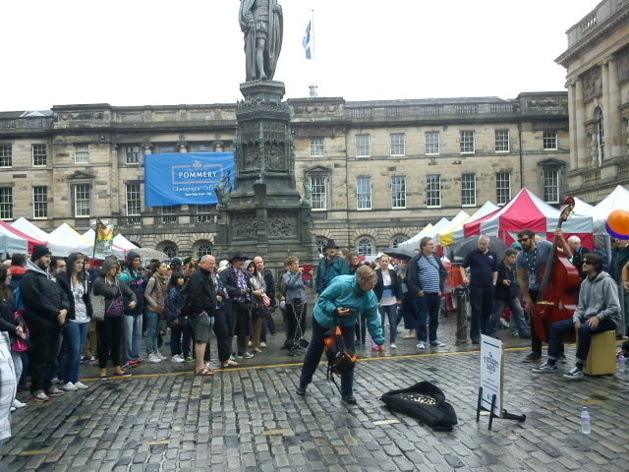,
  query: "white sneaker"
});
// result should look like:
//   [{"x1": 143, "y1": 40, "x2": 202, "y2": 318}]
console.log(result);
[
  {"x1": 74, "y1": 382, "x2": 89, "y2": 390},
  {"x1": 259, "y1": 342, "x2": 267, "y2": 348},
  {"x1": 171, "y1": 354, "x2": 185, "y2": 363},
  {"x1": 148, "y1": 352, "x2": 162, "y2": 363},
  {"x1": 390, "y1": 343, "x2": 397, "y2": 349},
  {"x1": 156, "y1": 350, "x2": 167, "y2": 360},
  {"x1": 61, "y1": 382, "x2": 79, "y2": 392},
  {"x1": 12, "y1": 399, "x2": 26, "y2": 408}
]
